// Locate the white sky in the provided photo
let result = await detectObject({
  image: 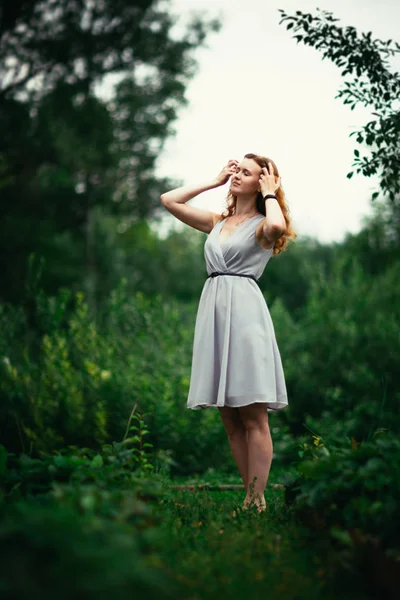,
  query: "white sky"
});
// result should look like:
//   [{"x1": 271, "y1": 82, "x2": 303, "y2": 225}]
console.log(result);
[{"x1": 154, "y1": 0, "x2": 400, "y2": 243}]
